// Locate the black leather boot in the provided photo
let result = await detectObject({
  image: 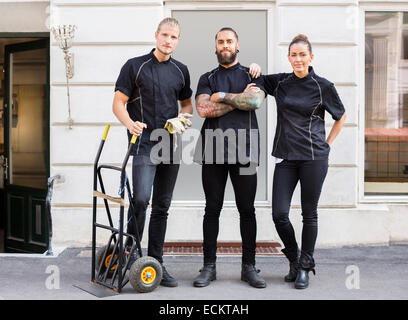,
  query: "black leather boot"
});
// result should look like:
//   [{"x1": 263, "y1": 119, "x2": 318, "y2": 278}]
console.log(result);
[
  {"x1": 241, "y1": 264, "x2": 267, "y2": 288},
  {"x1": 160, "y1": 265, "x2": 178, "y2": 287},
  {"x1": 281, "y1": 248, "x2": 300, "y2": 282},
  {"x1": 193, "y1": 263, "x2": 216, "y2": 287},
  {"x1": 294, "y1": 252, "x2": 316, "y2": 289}
]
